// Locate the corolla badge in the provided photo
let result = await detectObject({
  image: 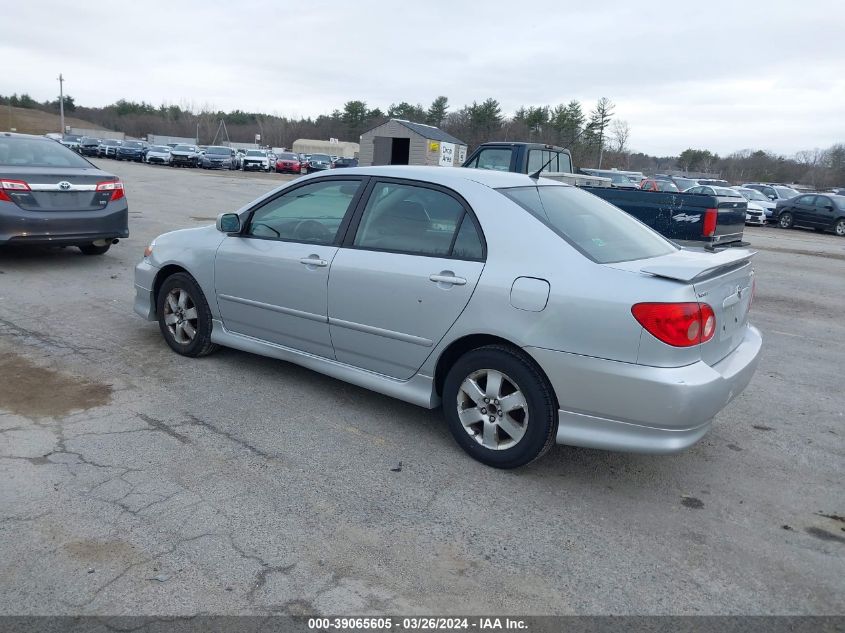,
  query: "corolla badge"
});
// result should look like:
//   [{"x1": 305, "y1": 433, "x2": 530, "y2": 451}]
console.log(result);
[{"x1": 58, "y1": 181, "x2": 71, "y2": 190}]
